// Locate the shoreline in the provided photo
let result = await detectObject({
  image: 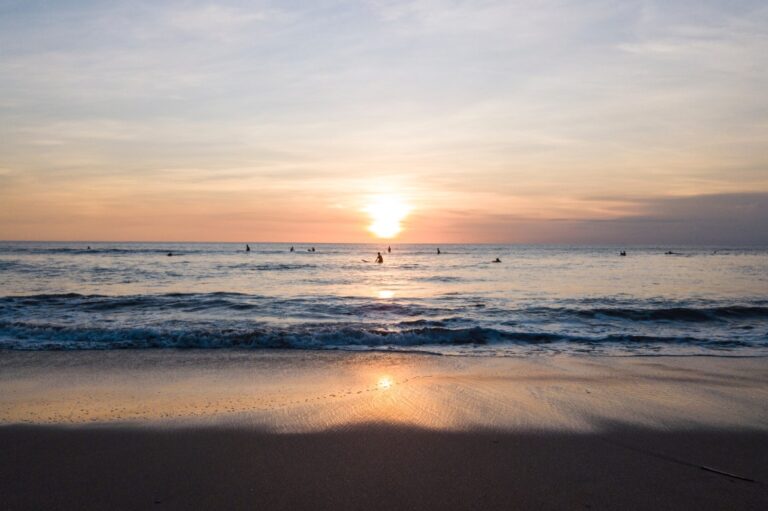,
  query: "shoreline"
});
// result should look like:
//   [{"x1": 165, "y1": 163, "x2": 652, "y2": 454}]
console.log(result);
[
  {"x1": 2, "y1": 350, "x2": 767, "y2": 429},
  {"x1": 2, "y1": 350, "x2": 767, "y2": 509}
]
